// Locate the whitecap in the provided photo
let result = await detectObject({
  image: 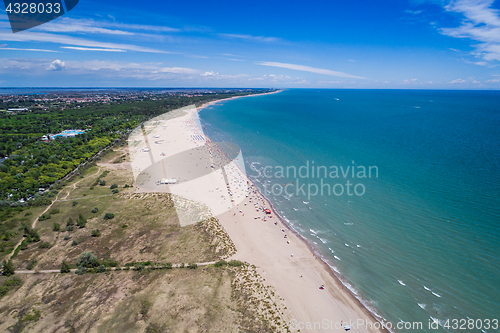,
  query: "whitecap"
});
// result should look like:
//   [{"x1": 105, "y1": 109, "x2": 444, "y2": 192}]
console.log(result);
[
  {"x1": 310, "y1": 229, "x2": 317, "y2": 234},
  {"x1": 356, "y1": 245, "x2": 361, "y2": 248},
  {"x1": 303, "y1": 201, "x2": 309, "y2": 204},
  {"x1": 334, "y1": 256, "x2": 341, "y2": 261},
  {"x1": 418, "y1": 303, "x2": 426, "y2": 310},
  {"x1": 344, "y1": 243, "x2": 349, "y2": 247},
  {"x1": 432, "y1": 292, "x2": 442, "y2": 298},
  {"x1": 398, "y1": 280, "x2": 406, "y2": 286},
  {"x1": 424, "y1": 286, "x2": 431, "y2": 291}
]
